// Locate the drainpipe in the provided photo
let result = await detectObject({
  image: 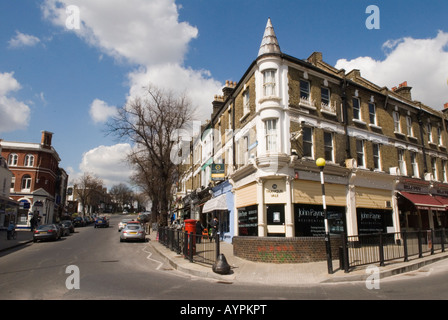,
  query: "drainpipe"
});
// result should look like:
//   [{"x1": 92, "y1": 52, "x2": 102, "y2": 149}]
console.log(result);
[
  {"x1": 341, "y1": 75, "x2": 351, "y2": 159},
  {"x1": 417, "y1": 107, "x2": 428, "y2": 174}
]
